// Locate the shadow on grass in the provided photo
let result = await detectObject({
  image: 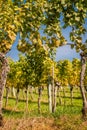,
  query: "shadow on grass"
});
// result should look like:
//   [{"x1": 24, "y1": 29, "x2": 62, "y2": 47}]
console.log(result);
[
  {"x1": 56, "y1": 103, "x2": 82, "y2": 107},
  {"x1": 3, "y1": 96, "x2": 48, "y2": 106},
  {"x1": 2, "y1": 108, "x2": 24, "y2": 118},
  {"x1": 58, "y1": 96, "x2": 82, "y2": 99},
  {"x1": 3, "y1": 96, "x2": 26, "y2": 102}
]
